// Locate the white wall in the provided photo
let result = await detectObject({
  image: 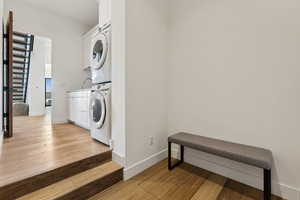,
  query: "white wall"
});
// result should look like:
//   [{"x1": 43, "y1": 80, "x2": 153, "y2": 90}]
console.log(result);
[
  {"x1": 124, "y1": 0, "x2": 169, "y2": 170},
  {"x1": 5, "y1": 0, "x2": 90, "y2": 123},
  {"x1": 168, "y1": 0, "x2": 300, "y2": 199},
  {"x1": 27, "y1": 36, "x2": 51, "y2": 116},
  {"x1": 111, "y1": 0, "x2": 126, "y2": 162}
]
